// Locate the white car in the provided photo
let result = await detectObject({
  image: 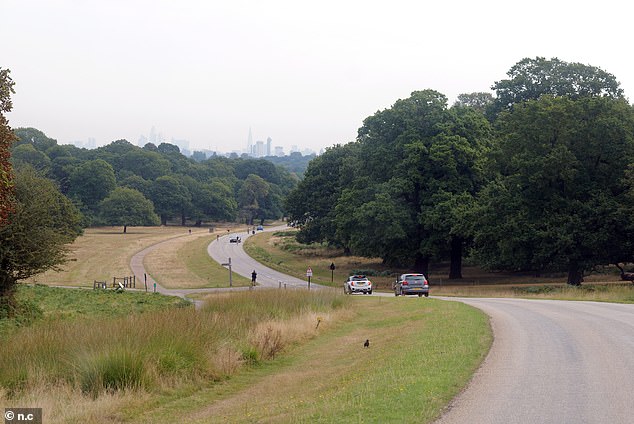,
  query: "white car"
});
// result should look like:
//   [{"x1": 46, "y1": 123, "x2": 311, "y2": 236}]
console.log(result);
[{"x1": 344, "y1": 275, "x2": 372, "y2": 295}]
